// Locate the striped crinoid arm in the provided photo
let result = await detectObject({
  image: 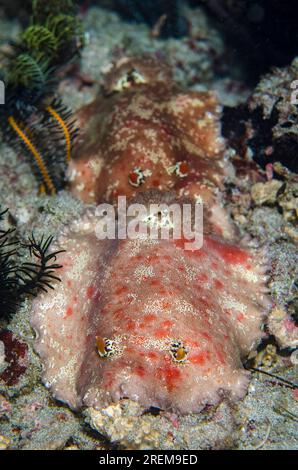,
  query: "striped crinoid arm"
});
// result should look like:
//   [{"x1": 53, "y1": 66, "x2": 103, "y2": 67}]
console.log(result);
[
  {"x1": 43, "y1": 98, "x2": 79, "y2": 164},
  {"x1": 7, "y1": 115, "x2": 57, "y2": 195},
  {"x1": 3, "y1": 98, "x2": 78, "y2": 194}
]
